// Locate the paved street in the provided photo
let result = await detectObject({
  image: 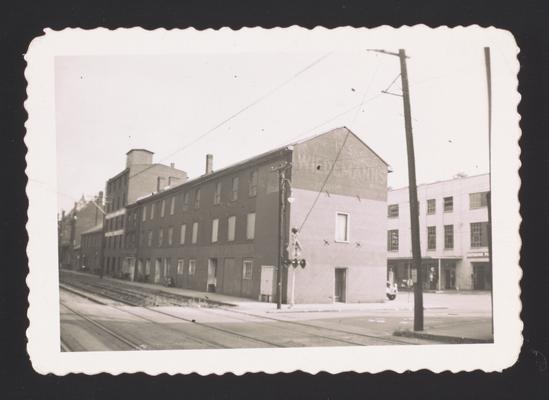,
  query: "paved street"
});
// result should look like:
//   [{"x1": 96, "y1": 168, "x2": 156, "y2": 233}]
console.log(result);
[{"x1": 59, "y1": 274, "x2": 492, "y2": 351}]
